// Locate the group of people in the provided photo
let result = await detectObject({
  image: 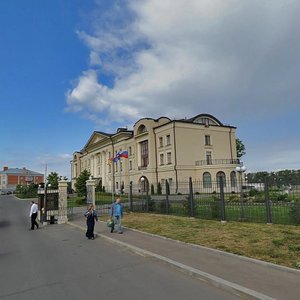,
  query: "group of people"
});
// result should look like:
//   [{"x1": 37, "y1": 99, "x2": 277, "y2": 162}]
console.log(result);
[
  {"x1": 84, "y1": 196, "x2": 123, "y2": 240},
  {"x1": 28, "y1": 197, "x2": 124, "y2": 240}
]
